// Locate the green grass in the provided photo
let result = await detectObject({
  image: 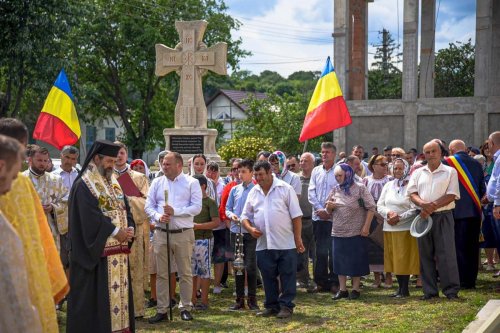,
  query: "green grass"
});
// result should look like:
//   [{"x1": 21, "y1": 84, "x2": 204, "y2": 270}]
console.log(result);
[{"x1": 58, "y1": 269, "x2": 500, "y2": 333}]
